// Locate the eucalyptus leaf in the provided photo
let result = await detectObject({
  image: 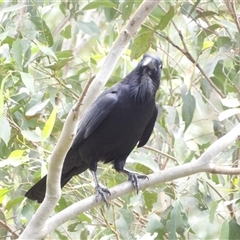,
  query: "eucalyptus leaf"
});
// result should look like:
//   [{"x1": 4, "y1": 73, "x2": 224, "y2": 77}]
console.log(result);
[
  {"x1": 82, "y1": 1, "x2": 117, "y2": 10},
  {"x1": 130, "y1": 30, "x2": 153, "y2": 59},
  {"x1": 20, "y1": 72, "x2": 34, "y2": 94},
  {"x1": 0, "y1": 116, "x2": 11, "y2": 145},
  {"x1": 158, "y1": 6, "x2": 175, "y2": 30},
  {"x1": 77, "y1": 21, "x2": 101, "y2": 37},
  {"x1": 30, "y1": 16, "x2": 54, "y2": 46},
  {"x1": 182, "y1": 91, "x2": 196, "y2": 132},
  {"x1": 25, "y1": 99, "x2": 50, "y2": 117},
  {"x1": 42, "y1": 106, "x2": 57, "y2": 140}
]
